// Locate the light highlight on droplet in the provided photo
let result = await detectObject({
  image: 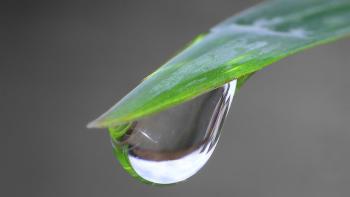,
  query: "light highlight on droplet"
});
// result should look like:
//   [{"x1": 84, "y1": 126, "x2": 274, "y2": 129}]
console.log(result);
[{"x1": 109, "y1": 80, "x2": 237, "y2": 184}]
